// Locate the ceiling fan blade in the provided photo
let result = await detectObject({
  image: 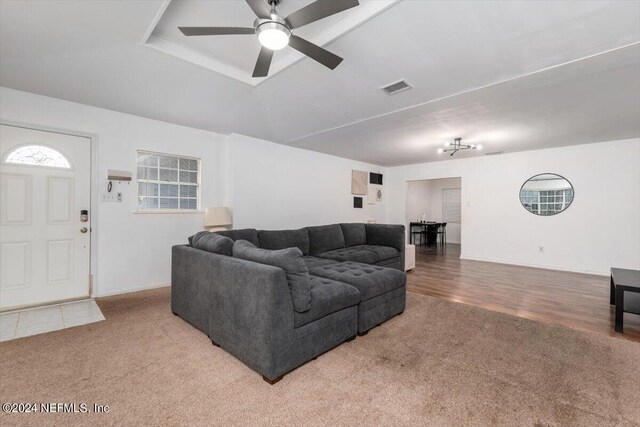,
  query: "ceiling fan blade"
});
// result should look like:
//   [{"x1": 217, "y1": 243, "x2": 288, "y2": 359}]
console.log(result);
[
  {"x1": 252, "y1": 46, "x2": 274, "y2": 78},
  {"x1": 288, "y1": 35, "x2": 343, "y2": 70},
  {"x1": 179, "y1": 27, "x2": 255, "y2": 36},
  {"x1": 285, "y1": 0, "x2": 359, "y2": 29},
  {"x1": 245, "y1": 0, "x2": 272, "y2": 19}
]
